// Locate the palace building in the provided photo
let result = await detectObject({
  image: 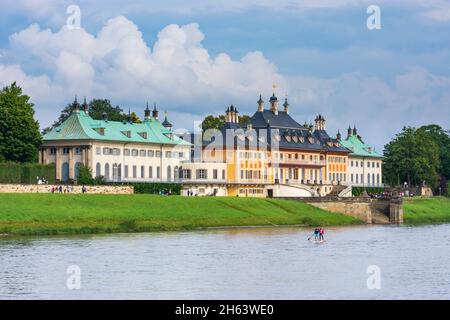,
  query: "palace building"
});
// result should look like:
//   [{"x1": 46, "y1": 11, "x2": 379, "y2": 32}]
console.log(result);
[
  {"x1": 339, "y1": 126, "x2": 383, "y2": 188},
  {"x1": 40, "y1": 94, "x2": 382, "y2": 197},
  {"x1": 181, "y1": 92, "x2": 352, "y2": 197},
  {"x1": 40, "y1": 98, "x2": 191, "y2": 183}
]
